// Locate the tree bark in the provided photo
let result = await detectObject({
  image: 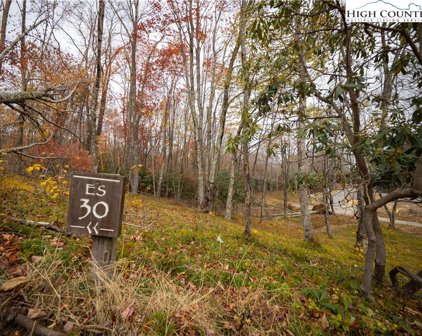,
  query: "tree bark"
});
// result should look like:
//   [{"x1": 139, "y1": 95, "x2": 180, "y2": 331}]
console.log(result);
[
  {"x1": 0, "y1": 0, "x2": 12, "y2": 54},
  {"x1": 0, "y1": 0, "x2": 11, "y2": 73},
  {"x1": 239, "y1": 0, "x2": 252, "y2": 238},
  {"x1": 204, "y1": 31, "x2": 241, "y2": 212},
  {"x1": 225, "y1": 151, "x2": 237, "y2": 220},
  {"x1": 88, "y1": 0, "x2": 105, "y2": 173},
  {"x1": 323, "y1": 151, "x2": 333, "y2": 238},
  {"x1": 361, "y1": 185, "x2": 420, "y2": 298},
  {"x1": 355, "y1": 188, "x2": 367, "y2": 248},
  {"x1": 296, "y1": 13, "x2": 313, "y2": 242},
  {"x1": 157, "y1": 83, "x2": 173, "y2": 197}
]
